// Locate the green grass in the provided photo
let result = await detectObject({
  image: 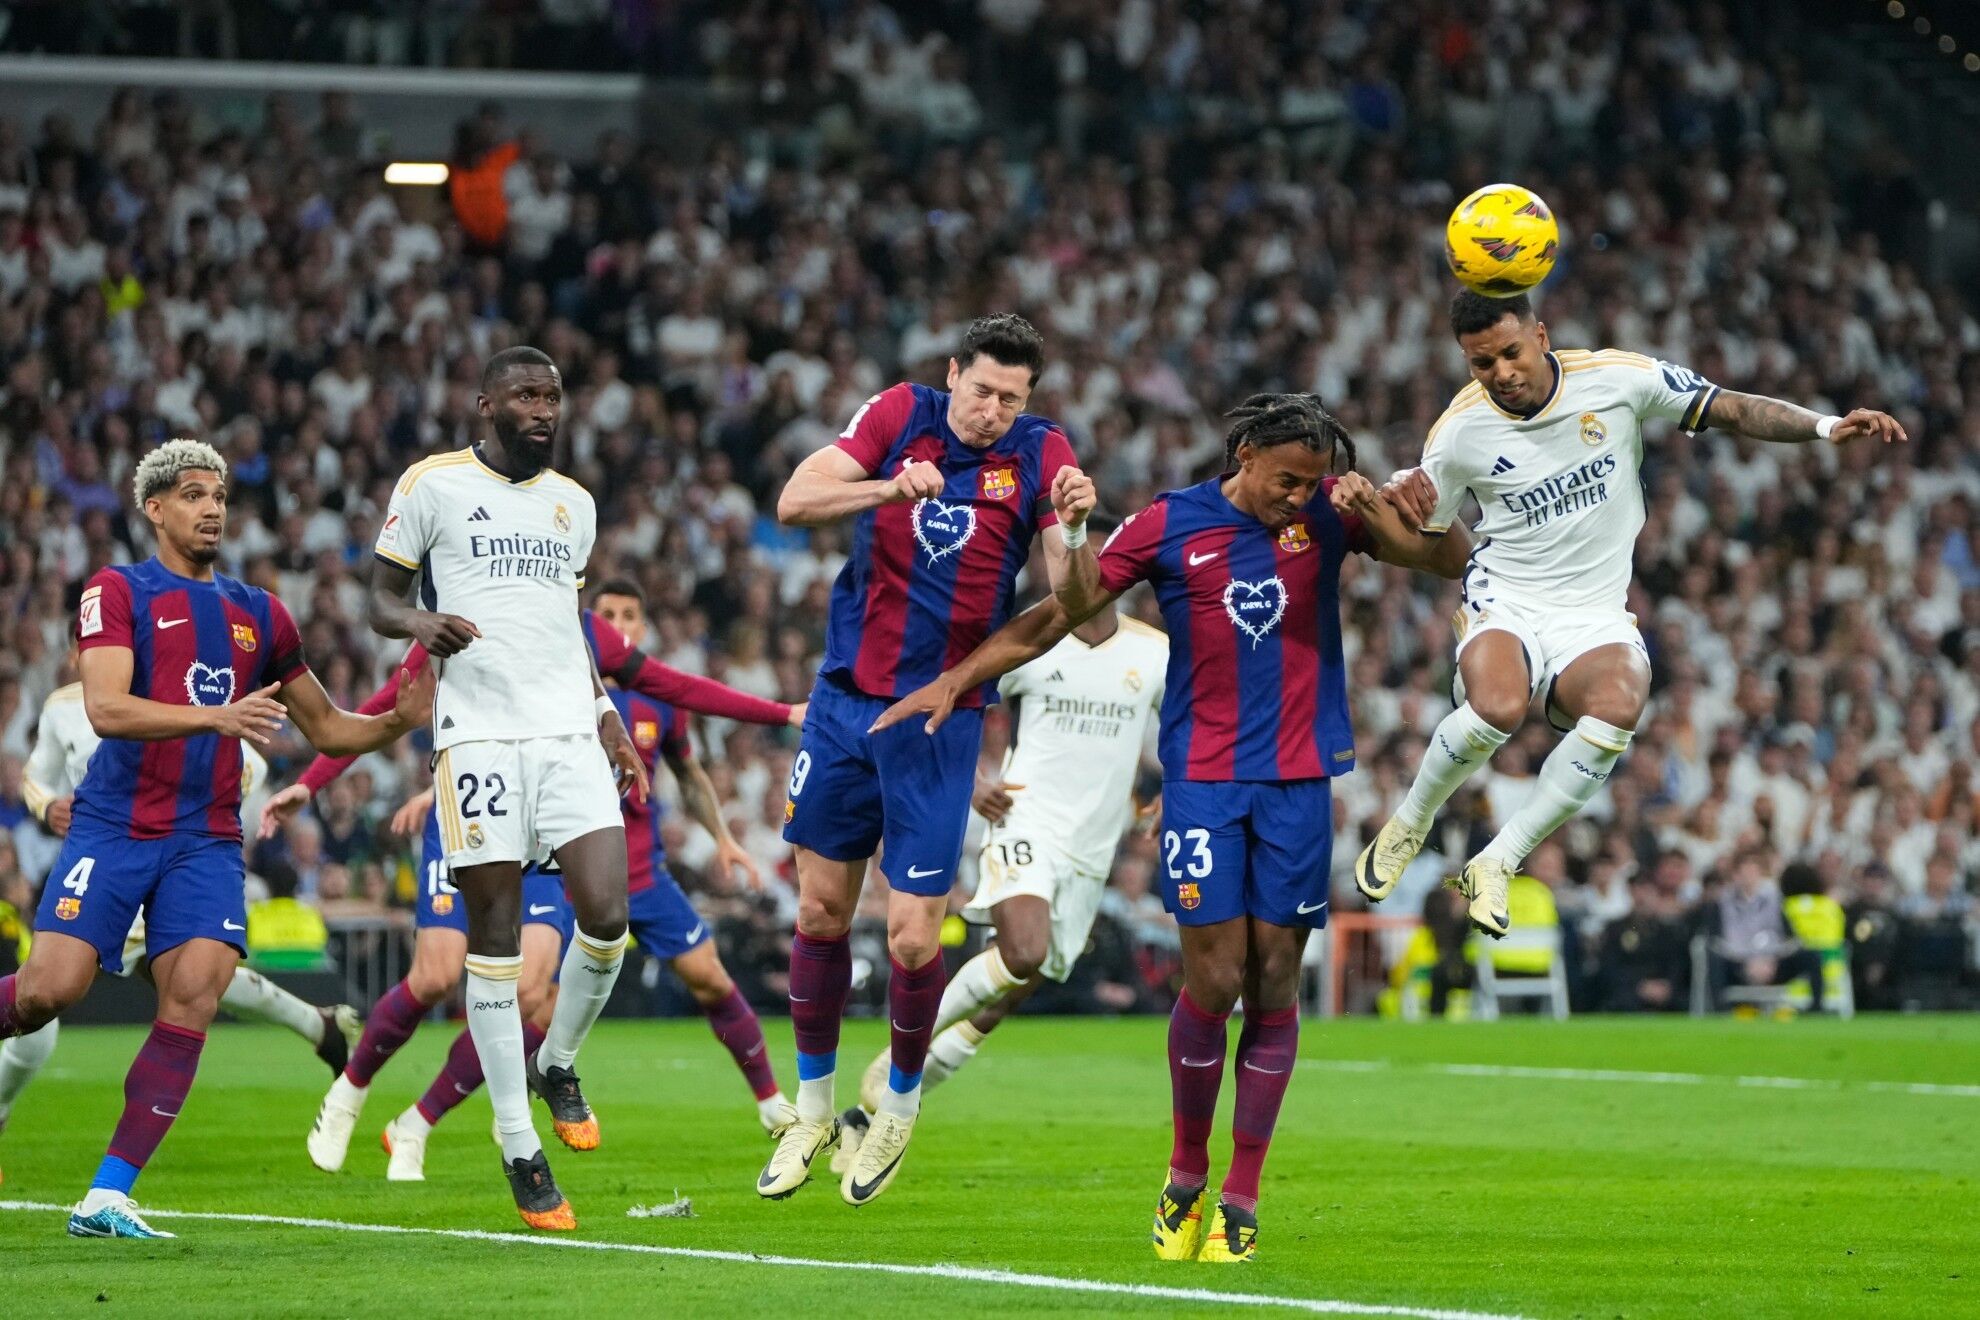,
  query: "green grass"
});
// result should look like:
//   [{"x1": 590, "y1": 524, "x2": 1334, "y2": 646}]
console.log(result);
[{"x1": 4, "y1": 1014, "x2": 1977, "y2": 1318}]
